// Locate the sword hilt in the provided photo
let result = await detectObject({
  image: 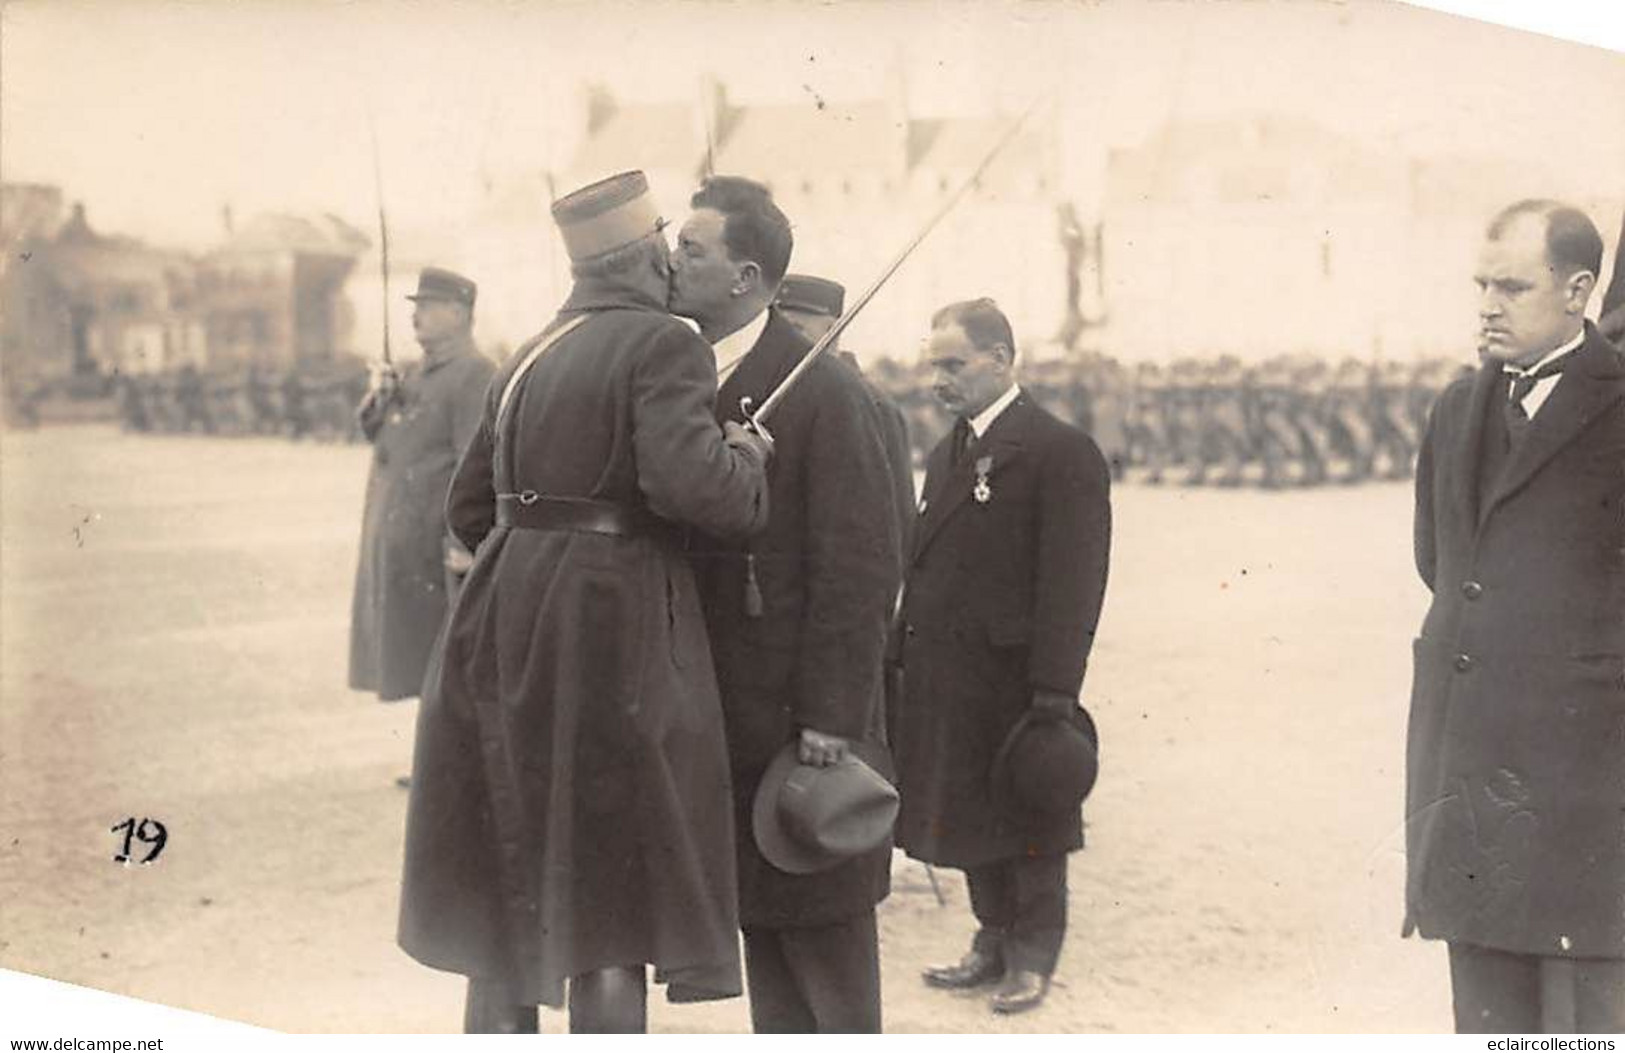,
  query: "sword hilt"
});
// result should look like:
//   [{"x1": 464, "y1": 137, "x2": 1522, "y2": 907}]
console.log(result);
[{"x1": 739, "y1": 395, "x2": 765, "y2": 436}]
